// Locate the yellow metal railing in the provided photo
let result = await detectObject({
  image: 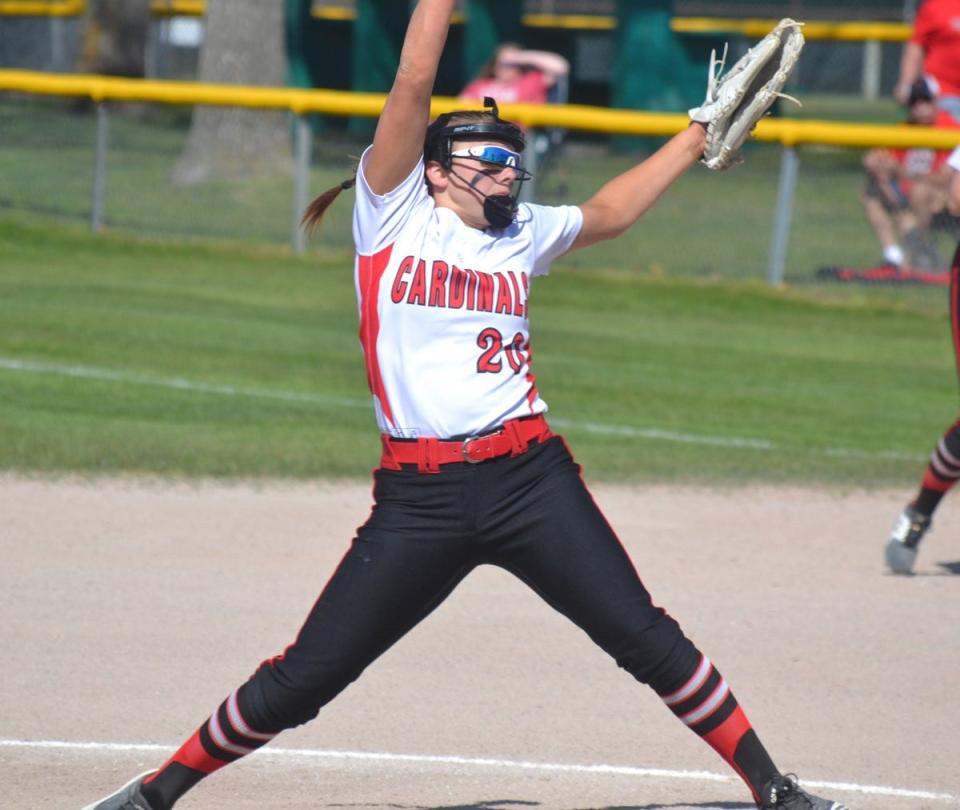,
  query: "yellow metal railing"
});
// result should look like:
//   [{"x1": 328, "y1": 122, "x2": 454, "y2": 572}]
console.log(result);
[
  {"x1": 0, "y1": 0, "x2": 83, "y2": 15},
  {"x1": 0, "y1": 1, "x2": 915, "y2": 42},
  {"x1": 2, "y1": 69, "x2": 956, "y2": 150},
  {"x1": 3, "y1": 68, "x2": 957, "y2": 275},
  {"x1": 522, "y1": 13, "x2": 615, "y2": 31},
  {"x1": 670, "y1": 18, "x2": 911, "y2": 42},
  {"x1": 150, "y1": 0, "x2": 204, "y2": 16}
]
